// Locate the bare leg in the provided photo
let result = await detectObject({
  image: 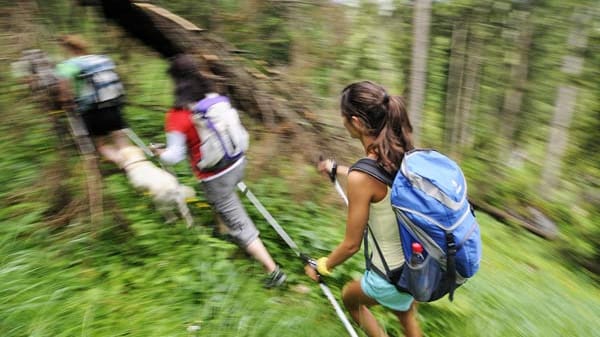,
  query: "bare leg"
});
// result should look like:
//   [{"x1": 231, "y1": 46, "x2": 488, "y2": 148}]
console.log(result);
[
  {"x1": 245, "y1": 238, "x2": 277, "y2": 273},
  {"x1": 393, "y1": 302, "x2": 422, "y2": 337},
  {"x1": 342, "y1": 280, "x2": 387, "y2": 337}
]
